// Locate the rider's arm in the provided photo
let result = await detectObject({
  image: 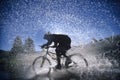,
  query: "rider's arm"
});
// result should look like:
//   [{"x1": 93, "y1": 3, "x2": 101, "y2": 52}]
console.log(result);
[
  {"x1": 53, "y1": 42, "x2": 58, "y2": 47},
  {"x1": 41, "y1": 40, "x2": 52, "y2": 48}
]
